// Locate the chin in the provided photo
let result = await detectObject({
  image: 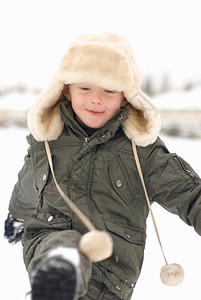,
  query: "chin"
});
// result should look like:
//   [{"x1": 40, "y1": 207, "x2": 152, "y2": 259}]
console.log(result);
[
  {"x1": 85, "y1": 121, "x2": 105, "y2": 128},
  {"x1": 88, "y1": 124, "x2": 102, "y2": 129}
]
